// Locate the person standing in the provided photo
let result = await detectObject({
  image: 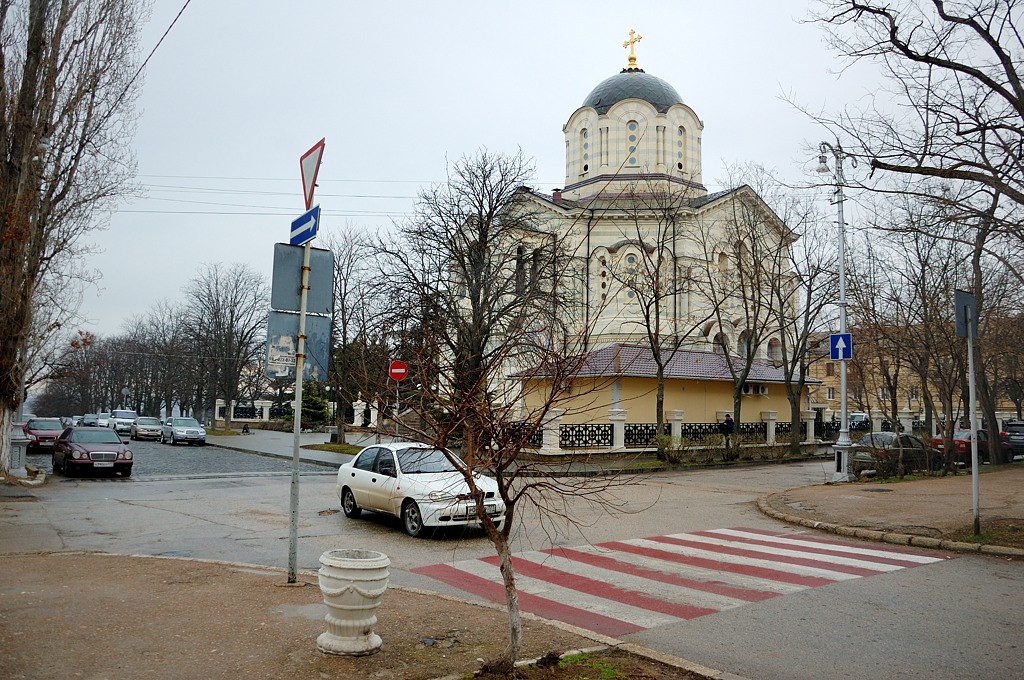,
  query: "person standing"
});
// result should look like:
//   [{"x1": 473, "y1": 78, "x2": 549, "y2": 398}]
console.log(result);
[{"x1": 719, "y1": 413, "x2": 734, "y2": 448}]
